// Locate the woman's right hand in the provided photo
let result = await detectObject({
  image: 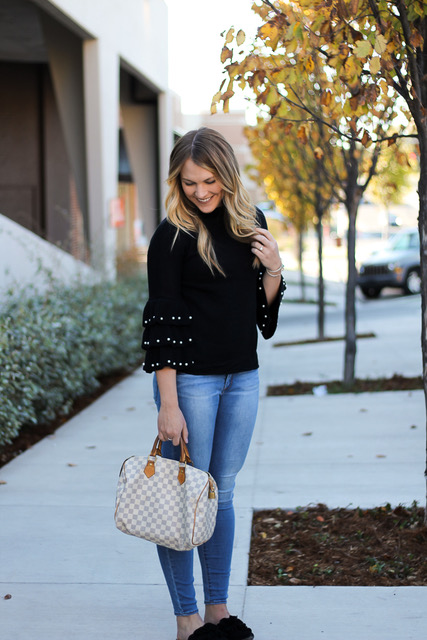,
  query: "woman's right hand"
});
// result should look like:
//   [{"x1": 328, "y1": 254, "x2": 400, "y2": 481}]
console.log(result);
[
  {"x1": 157, "y1": 403, "x2": 188, "y2": 446},
  {"x1": 155, "y1": 367, "x2": 188, "y2": 446}
]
